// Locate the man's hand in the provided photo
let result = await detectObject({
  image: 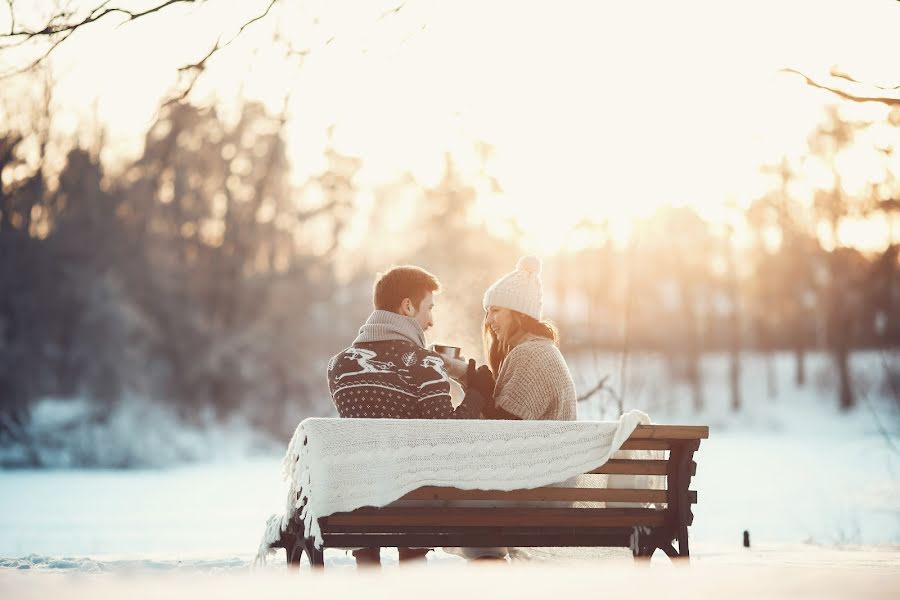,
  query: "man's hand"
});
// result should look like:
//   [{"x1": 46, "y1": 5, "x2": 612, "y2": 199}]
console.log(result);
[{"x1": 442, "y1": 355, "x2": 468, "y2": 380}]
